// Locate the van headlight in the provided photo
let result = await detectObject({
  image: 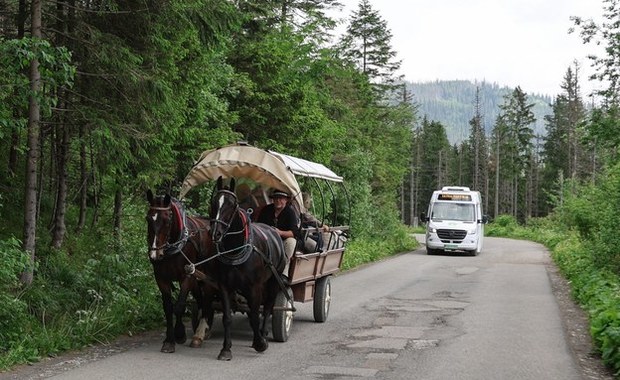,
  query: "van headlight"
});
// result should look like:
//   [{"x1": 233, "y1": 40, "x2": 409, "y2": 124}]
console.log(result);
[{"x1": 428, "y1": 227, "x2": 437, "y2": 234}]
